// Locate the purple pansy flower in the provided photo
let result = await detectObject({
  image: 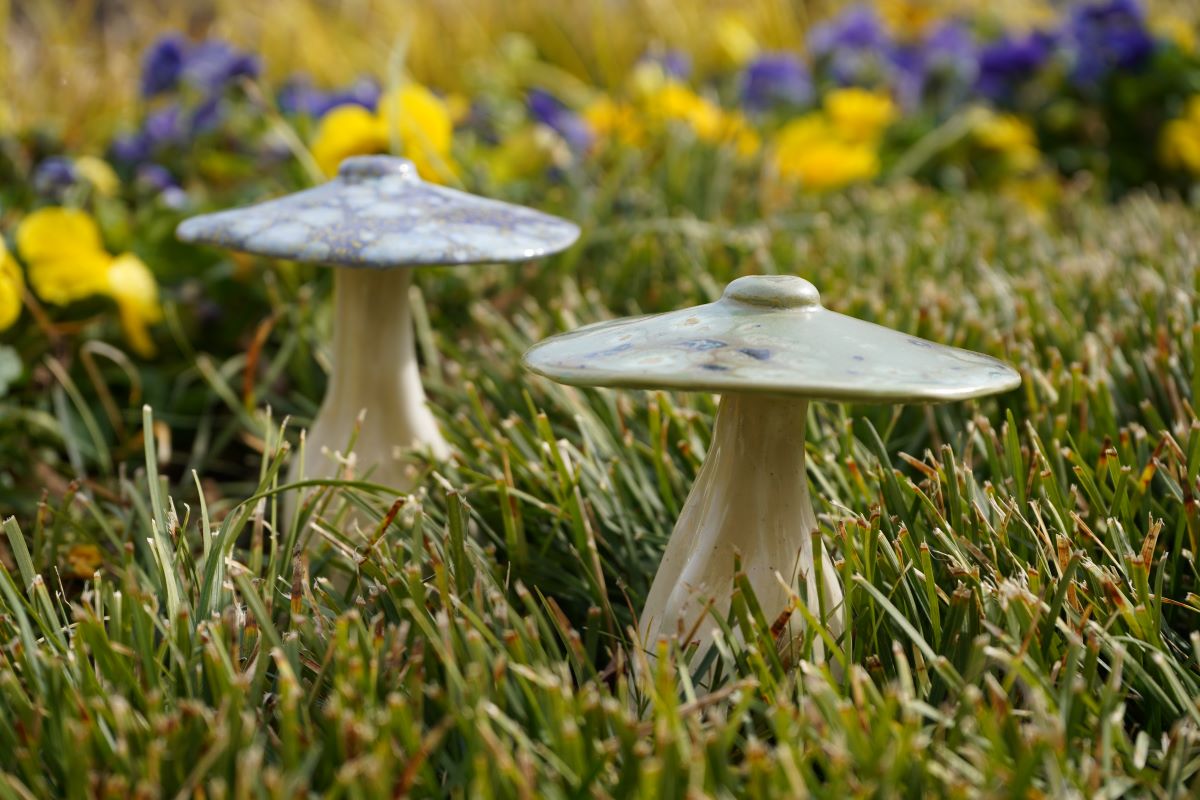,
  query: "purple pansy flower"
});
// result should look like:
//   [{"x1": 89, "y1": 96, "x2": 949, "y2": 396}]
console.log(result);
[
  {"x1": 135, "y1": 164, "x2": 187, "y2": 208},
  {"x1": 110, "y1": 132, "x2": 152, "y2": 166},
  {"x1": 807, "y1": 5, "x2": 893, "y2": 88},
  {"x1": 922, "y1": 22, "x2": 978, "y2": 80},
  {"x1": 890, "y1": 21, "x2": 978, "y2": 109},
  {"x1": 141, "y1": 35, "x2": 187, "y2": 97},
  {"x1": 808, "y1": 5, "x2": 889, "y2": 56},
  {"x1": 32, "y1": 157, "x2": 80, "y2": 197},
  {"x1": 110, "y1": 105, "x2": 183, "y2": 167},
  {"x1": 317, "y1": 78, "x2": 381, "y2": 116},
  {"x1": 887, "y1": 45, "x2": 926, "y2": 109},
  {"x1": 975, "y1": 30, "x2": 1057, "y2": 102},
  {"x1": 140, "y1": 35, "x2": 259, "y2": 98},
  {"x1": 143, "y1": 104, "x2": 183, "y2": 146},
  {"x1": 660, "y1": 51, "x2": 693, "y2": 79},
  {"x1": 528, "y1": 89, "x2": 594, "y2": 152},
  {"x1": 135, "y1": 163, "x2": 177, "y2": 192},
  {"x1": 121, "y1": 34, "x2": 261, "y2": 169},
  {"x1": 741, "y1": 53, "x2": 813, "y2": 111},
  {"x1": 1062, "y1": 0, "x2": 1155, "y2": 87},
  {"x1": 279, "y1": 76, "x2": 381, "y2": 117},
  {"x1": 275, "y1": 79, "x2": 318, "y2": 116},
  {"x1": 183, "y1": 40, "x2": 260, "y2": 94},
  {"x1": 189, "y1": 96, "x2": 224, "y2": 134}
]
